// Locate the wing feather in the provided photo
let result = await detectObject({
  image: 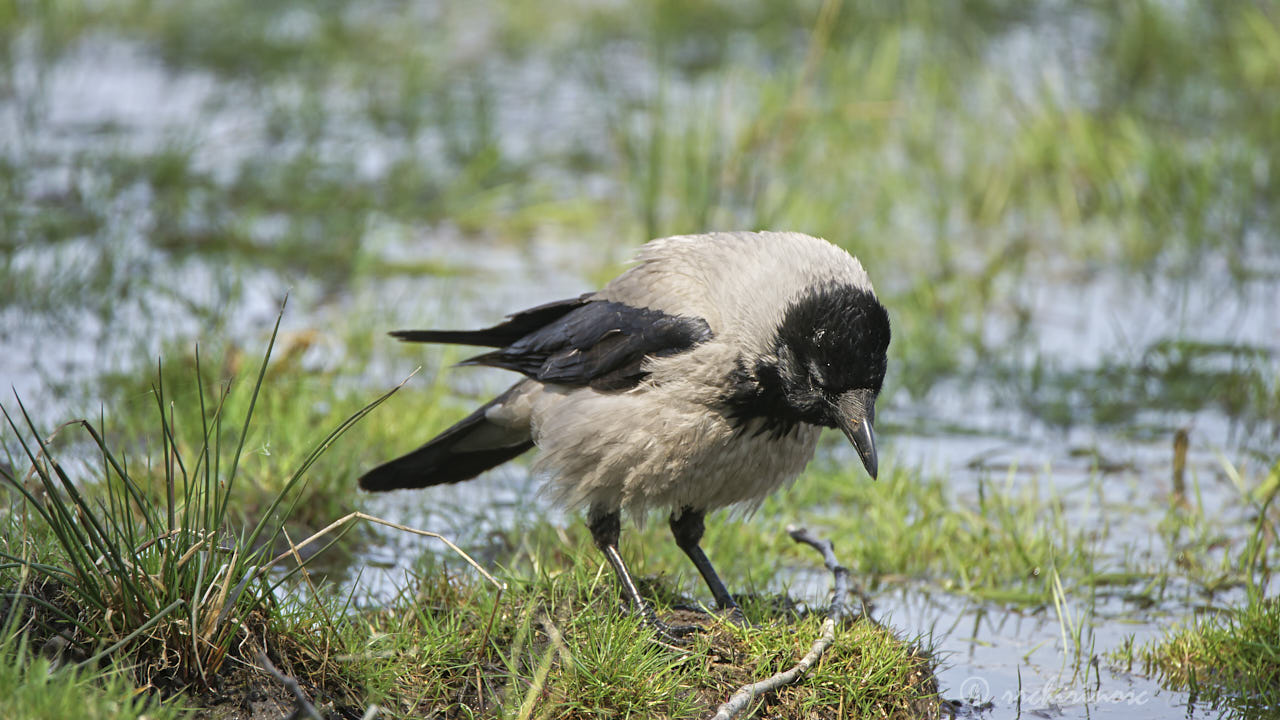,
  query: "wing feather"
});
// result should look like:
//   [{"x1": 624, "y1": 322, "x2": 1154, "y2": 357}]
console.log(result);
[{"x1": 461, "y1": 300, "x2": 713, "y2": 390}]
